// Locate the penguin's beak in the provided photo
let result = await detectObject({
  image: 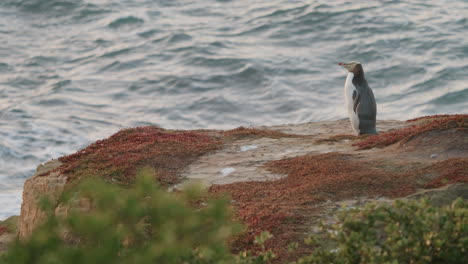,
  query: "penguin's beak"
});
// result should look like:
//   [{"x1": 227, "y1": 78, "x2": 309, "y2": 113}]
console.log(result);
[{"x1": 338, "y1": 62, "x2": 345, "y2": 66}]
